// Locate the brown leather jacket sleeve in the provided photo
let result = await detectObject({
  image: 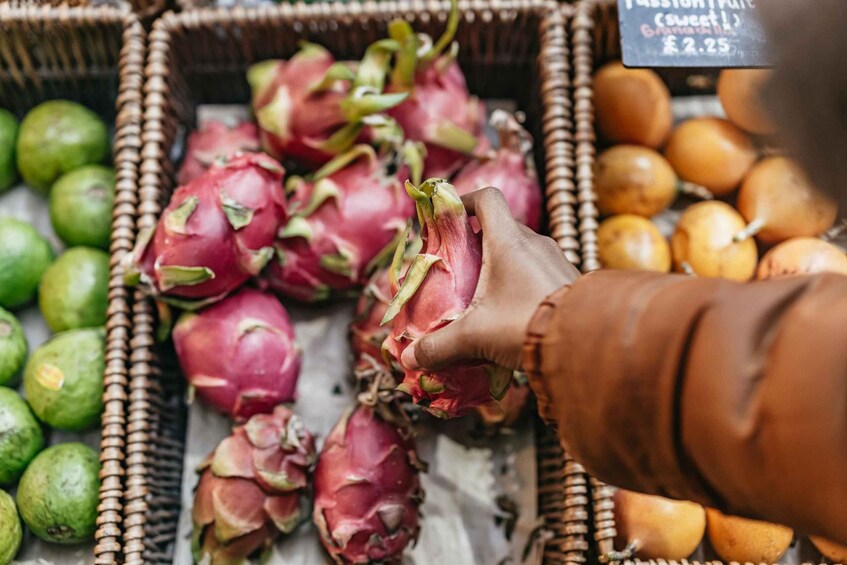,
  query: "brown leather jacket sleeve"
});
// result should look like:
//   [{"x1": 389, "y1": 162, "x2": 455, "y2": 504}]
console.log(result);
[{"x1": 526, "y1": 270, "x2": 847, "y2": 544}]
